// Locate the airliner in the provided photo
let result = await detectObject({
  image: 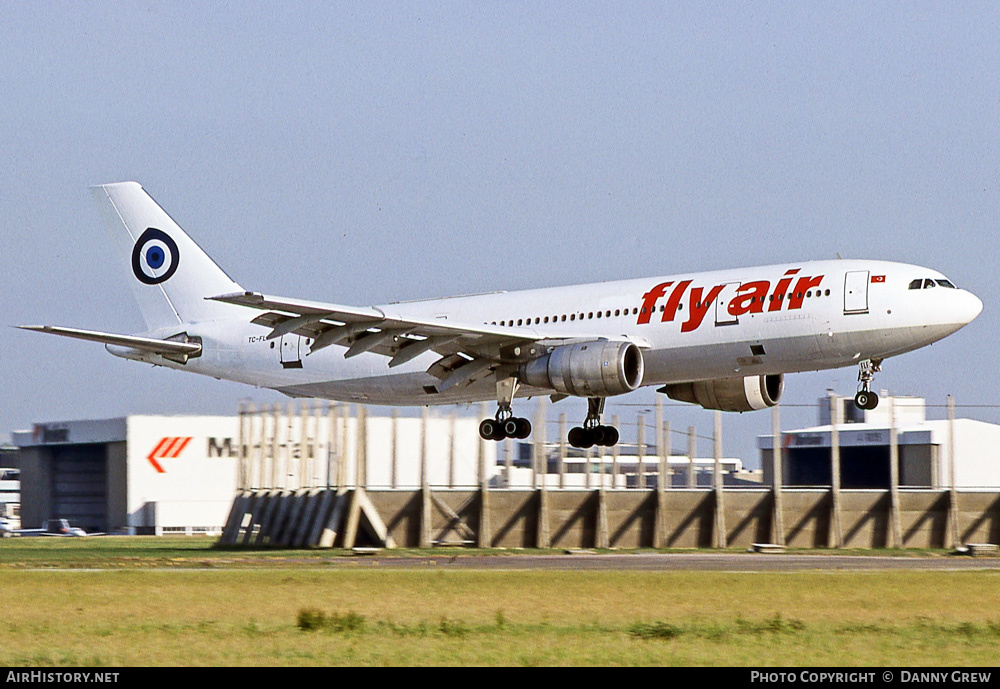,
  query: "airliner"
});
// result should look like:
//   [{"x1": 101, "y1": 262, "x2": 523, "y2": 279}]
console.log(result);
[{"x1": 21, "y1": 182, "x2": 983, "y2": 448}]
